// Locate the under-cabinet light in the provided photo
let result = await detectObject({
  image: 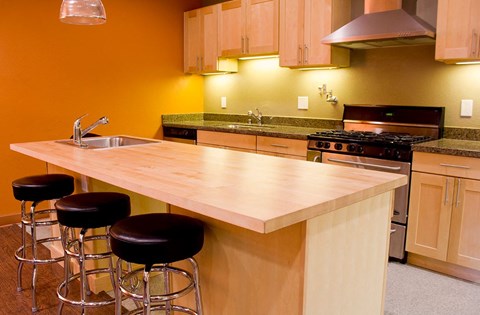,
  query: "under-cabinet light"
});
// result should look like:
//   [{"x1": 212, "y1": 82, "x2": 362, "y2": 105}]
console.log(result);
[
  {"x1": 455, "y1": 61, "x2": 480, "y2": 65},
  {"x1": 238, "y1": 55, "x2": 279, "y2": 60}
]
